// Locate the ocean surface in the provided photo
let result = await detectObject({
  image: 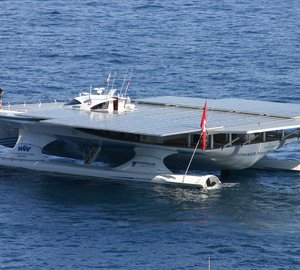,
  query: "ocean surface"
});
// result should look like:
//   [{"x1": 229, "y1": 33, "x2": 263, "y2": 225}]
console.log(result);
[{"x1": 1, "y1": 0, "x2": 300, "y2": 269}]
